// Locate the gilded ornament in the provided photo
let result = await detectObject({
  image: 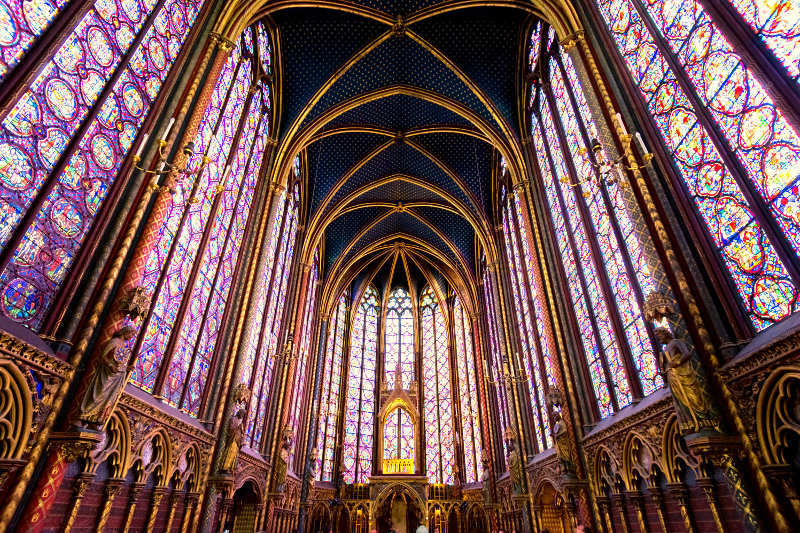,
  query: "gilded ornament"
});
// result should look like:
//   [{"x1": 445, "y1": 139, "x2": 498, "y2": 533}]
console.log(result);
[{"x1": 218, "y1": 407, "x2": 245, "y2": 474}]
